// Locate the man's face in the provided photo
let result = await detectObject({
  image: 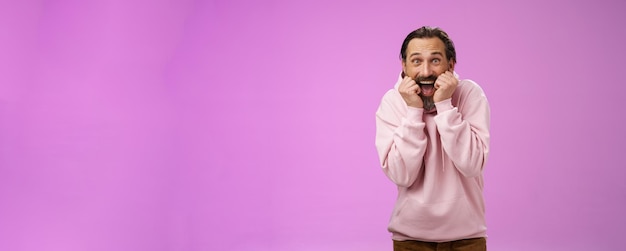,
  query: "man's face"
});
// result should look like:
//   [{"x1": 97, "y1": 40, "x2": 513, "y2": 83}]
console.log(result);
[{"x1": 402, "y1": 37, "x2": 455, "y2": 99}]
